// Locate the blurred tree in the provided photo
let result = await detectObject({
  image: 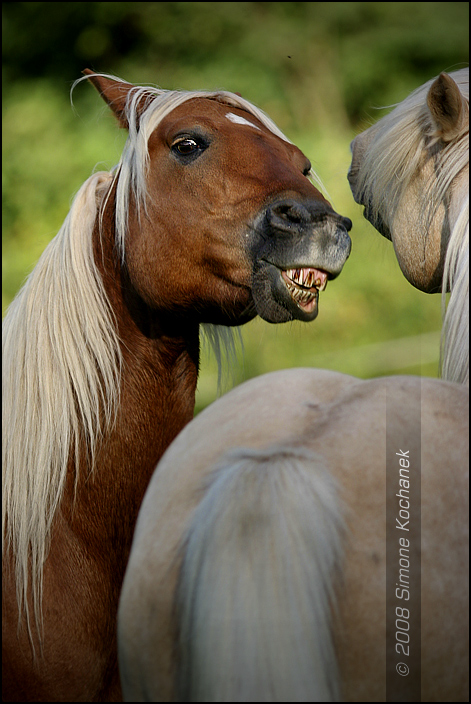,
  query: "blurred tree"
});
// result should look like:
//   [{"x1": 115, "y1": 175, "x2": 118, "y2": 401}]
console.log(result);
[
  {"x1": 3, "y1": 2, "x2": 468, "y2": 128},
  {"x1": 2, "y1": 3, "x2": 142, "y2": 81}
]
